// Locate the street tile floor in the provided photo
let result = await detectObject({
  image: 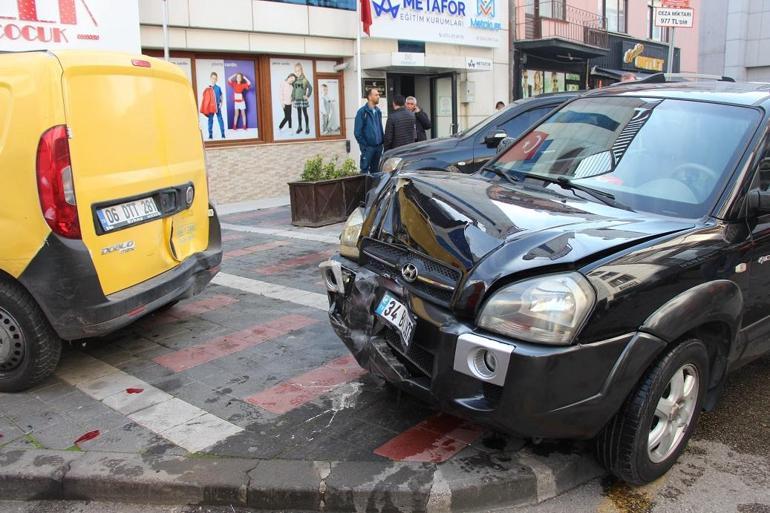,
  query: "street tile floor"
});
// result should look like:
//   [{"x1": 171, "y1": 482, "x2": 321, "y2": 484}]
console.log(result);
[{"x1": 0, "y1": 207, "x2": 529, "y2": 465}]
